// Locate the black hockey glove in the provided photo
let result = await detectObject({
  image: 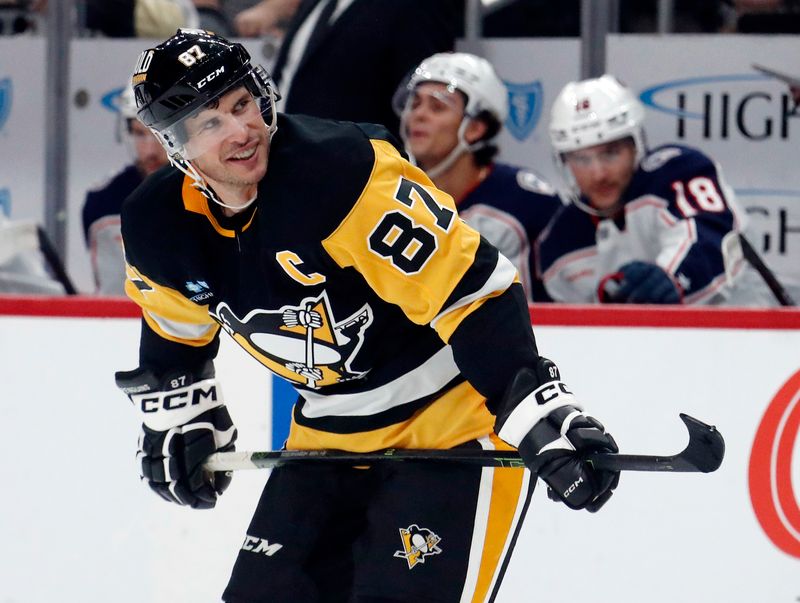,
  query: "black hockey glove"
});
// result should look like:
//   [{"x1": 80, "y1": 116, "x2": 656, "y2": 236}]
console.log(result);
[
  {"x1": 115, "y1": 362, "x2": 237, "y2": 509},
  {"x1": 599, "y1": 261, "x2": 682, "y2": 304},
  {"x1": 495, "y1": 357, "x2": 619, "y2": 512}
]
